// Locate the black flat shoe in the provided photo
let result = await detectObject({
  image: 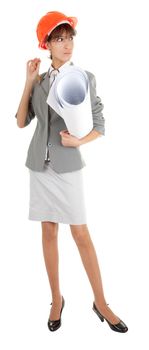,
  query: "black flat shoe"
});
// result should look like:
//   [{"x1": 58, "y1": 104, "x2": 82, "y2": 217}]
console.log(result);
[
  {"x1": 92, "y1": 302, "x2": 128, "y2": 333},
  {"x1": 48, "y1": 296, "x2": 65, "y2": 332}
]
